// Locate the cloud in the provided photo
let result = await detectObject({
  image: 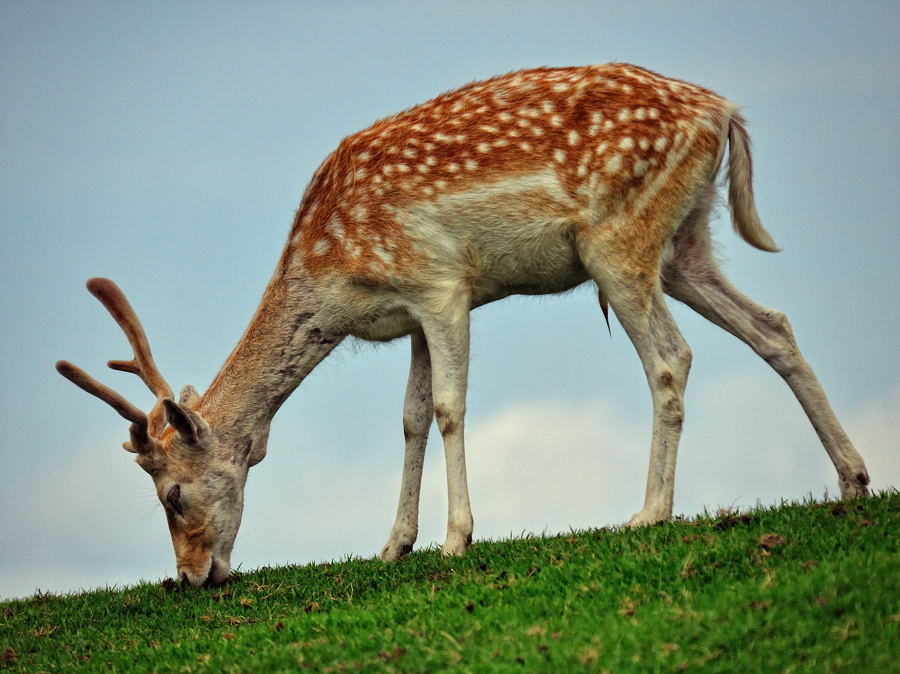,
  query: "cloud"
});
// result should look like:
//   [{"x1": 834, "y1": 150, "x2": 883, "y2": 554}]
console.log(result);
[
  {"x1": 0, "y1": 428, "x2": 172, "y2": 600},
  {"x1": 456, "y1": 397, "x2": 649, "y2": 536},
  {"x1": 3, "y1": 374, "x2": 895, "y2": 601},
  {"x1": 844, "y1": 384, "x2": 900, "y2": 493},
  {"x1": 239, "y1": 369, "x2": 891, "y2": 567}
]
